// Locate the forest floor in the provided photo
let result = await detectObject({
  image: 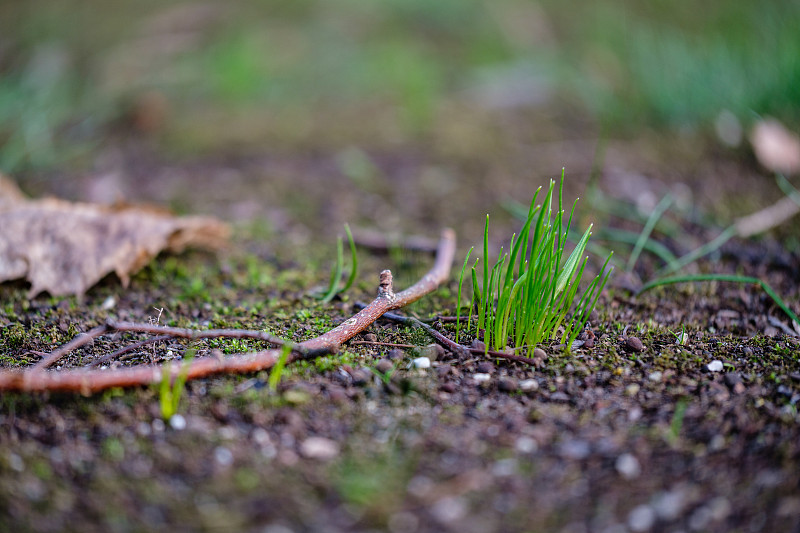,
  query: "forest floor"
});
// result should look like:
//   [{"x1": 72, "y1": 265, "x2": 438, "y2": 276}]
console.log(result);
[{"x1": 2, "y1": 105, "x2": 800, "y2": 533}]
